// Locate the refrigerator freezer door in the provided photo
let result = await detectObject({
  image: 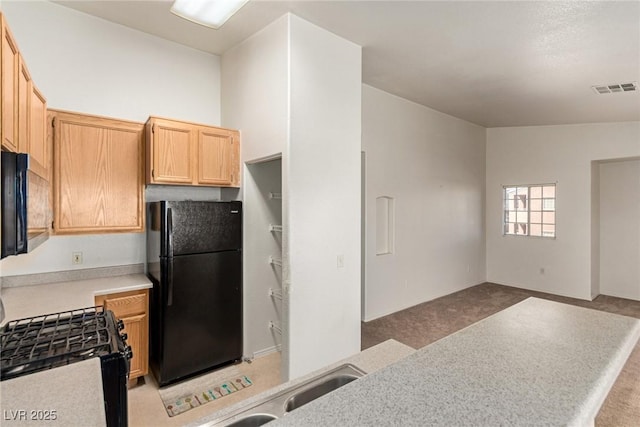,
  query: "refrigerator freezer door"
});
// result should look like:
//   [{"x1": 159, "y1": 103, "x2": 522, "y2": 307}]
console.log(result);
[
  {"x1": 163, "y1": 201, "x2": 241, "y2": 256},
  {"x1": 158, "y1": 250, "x2": 242, "y2": 386}
]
